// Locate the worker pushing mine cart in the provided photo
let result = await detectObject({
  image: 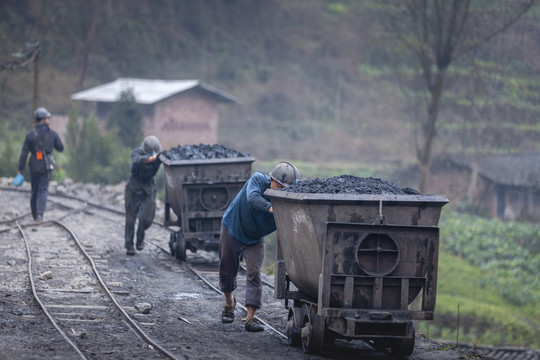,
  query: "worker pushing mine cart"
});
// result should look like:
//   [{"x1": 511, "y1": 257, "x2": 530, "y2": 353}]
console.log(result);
[{"x1": 160, "y1": 152, "x2": 255, "y2": 262}]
